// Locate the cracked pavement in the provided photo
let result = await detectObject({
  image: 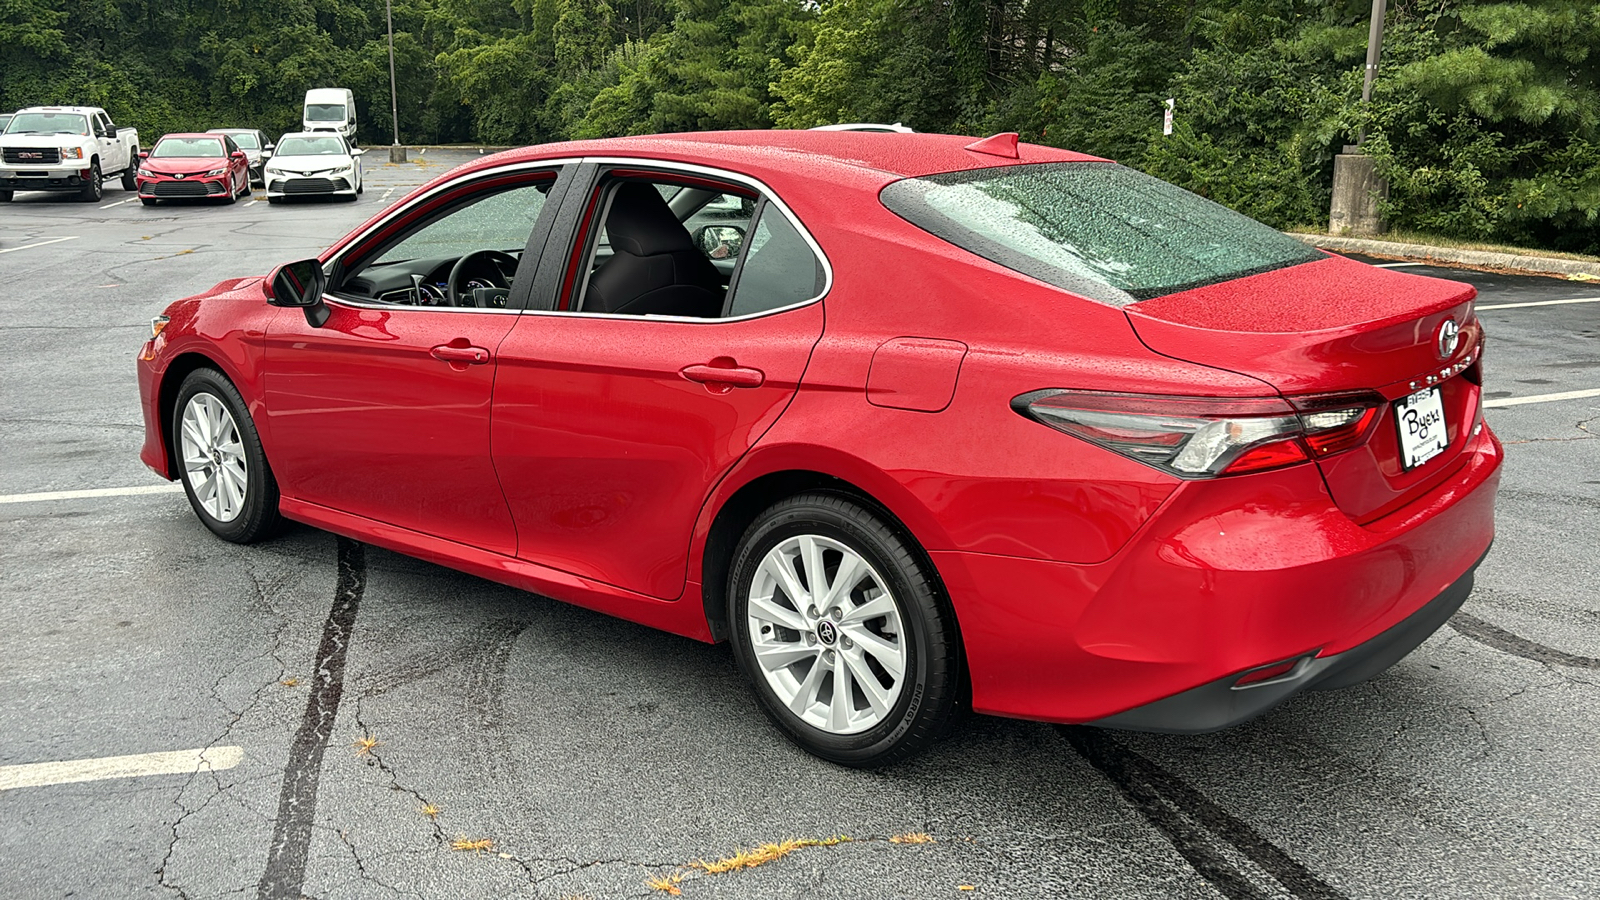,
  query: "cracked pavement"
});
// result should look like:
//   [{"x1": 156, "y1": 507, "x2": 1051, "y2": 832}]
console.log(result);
[{"x1": 1, "y1": 176, "x2": 1597, "y2": 899}]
